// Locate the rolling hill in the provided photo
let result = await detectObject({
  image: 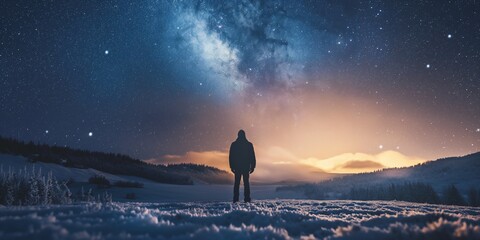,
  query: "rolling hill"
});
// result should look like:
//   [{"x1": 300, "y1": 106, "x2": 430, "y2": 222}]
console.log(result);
[
  {"x1": 0, "y1": 136, "x2": 232, "y2": 185},
  {"x1": 279, "y1": 152, "x2": 480, "y2": 200}
]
